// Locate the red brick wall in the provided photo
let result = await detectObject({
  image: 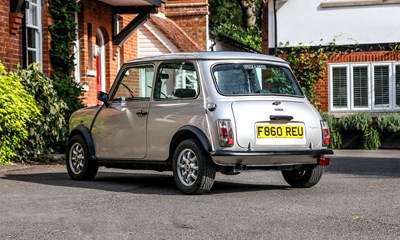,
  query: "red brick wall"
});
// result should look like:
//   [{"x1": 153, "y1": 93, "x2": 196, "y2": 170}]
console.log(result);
[
  {"x1": 165, "y1": 0, "x2": 208, "y2": 50},
  {"x1": 41, "y1": 0, "x2": 52, "y2": 77},
  {"x1": 0, "y1": 0, "x2": 23, "y2": 71},
  {"x1": 78, "y1": 0, "x2": 138, "y2": 106},
  {"x1": 316, "y1": 51, "x2": 400, "y2": 112}
]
